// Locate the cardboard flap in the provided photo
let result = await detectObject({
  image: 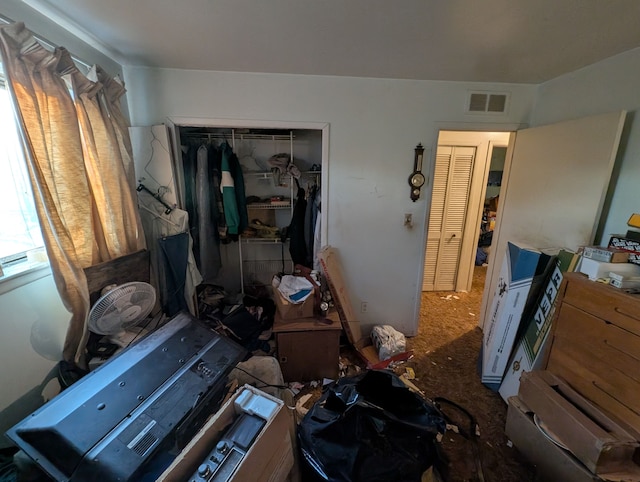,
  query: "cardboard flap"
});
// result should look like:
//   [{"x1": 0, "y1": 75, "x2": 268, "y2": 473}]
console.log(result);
[{"x1": 318, "y1": 246, "x2": 362, "y2": 345}]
